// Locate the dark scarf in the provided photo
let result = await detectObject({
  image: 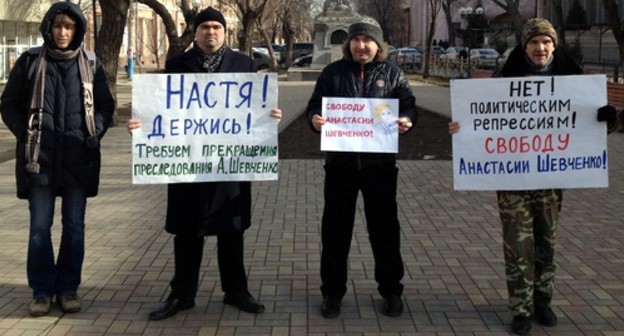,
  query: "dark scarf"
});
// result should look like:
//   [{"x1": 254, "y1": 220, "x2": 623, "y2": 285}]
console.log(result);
[
  {"x1": 523, "y1": 53, "x2": 555, "y2": 76},
  {"x1": 25, "y1": 45, "x2": 95, "y2": 174},
  {"x1": 194, "y1": 43, "x2": 227, "y2": 72}
]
